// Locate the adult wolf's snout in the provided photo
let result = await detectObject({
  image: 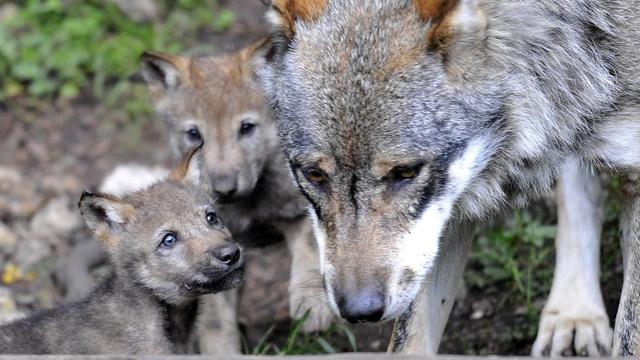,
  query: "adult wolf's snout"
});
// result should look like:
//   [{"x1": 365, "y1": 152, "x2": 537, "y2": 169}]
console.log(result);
[{"x1": 337, "y1": 288, "x2": 385, "y2": 323}]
